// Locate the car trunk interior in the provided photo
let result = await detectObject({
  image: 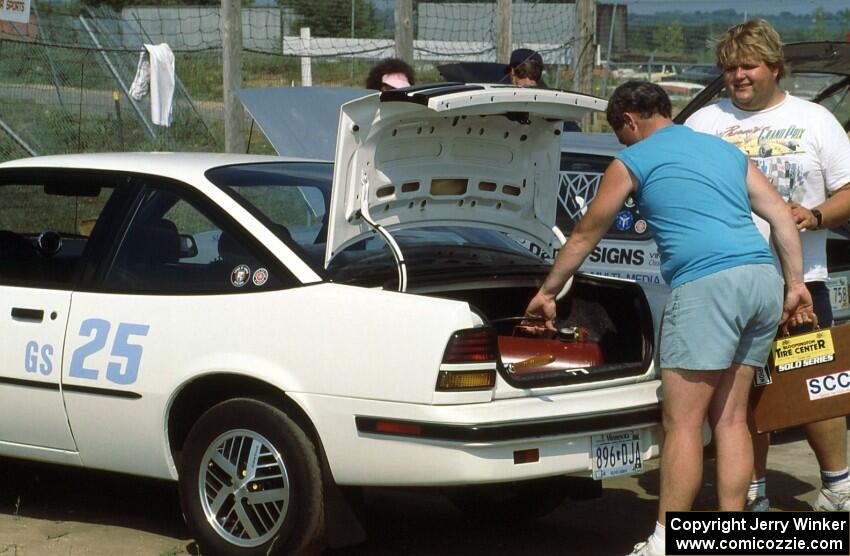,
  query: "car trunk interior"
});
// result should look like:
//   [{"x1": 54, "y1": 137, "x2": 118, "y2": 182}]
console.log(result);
[{"x1": 432, "y1": 273, "x2": 655, "y2": 388}]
